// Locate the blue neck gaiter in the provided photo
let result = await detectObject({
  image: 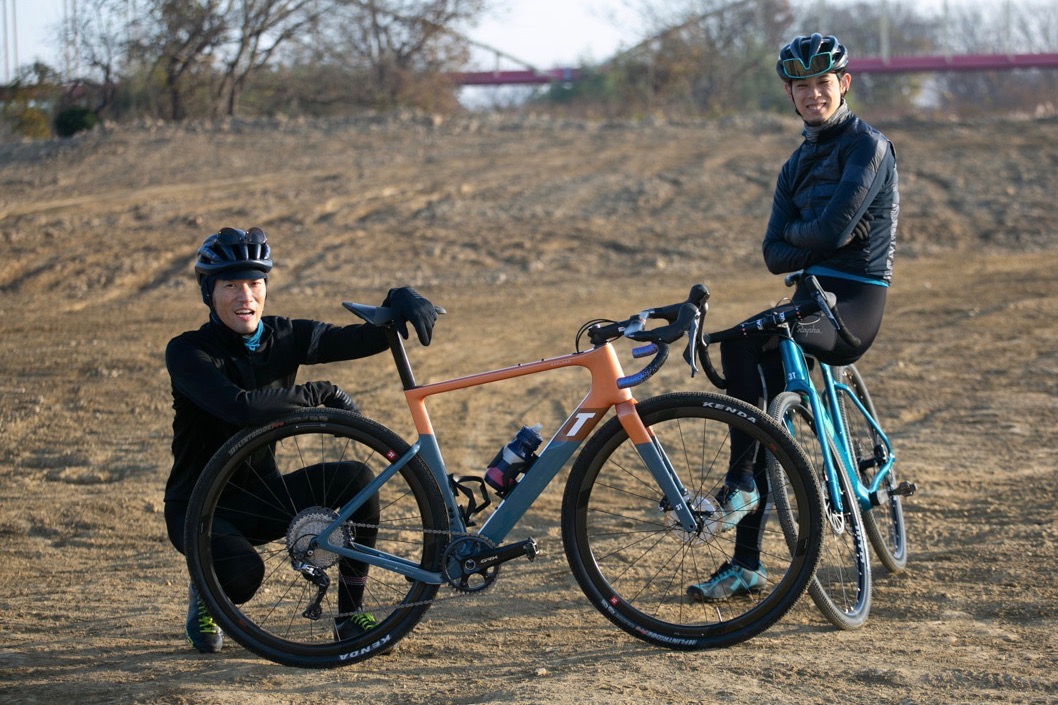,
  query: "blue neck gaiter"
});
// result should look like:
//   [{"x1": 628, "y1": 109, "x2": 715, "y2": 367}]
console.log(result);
[
  {"x1": 243, "y1": 322, "x2": 264, "y2": 352},
  {"x1": 210, "y1": 313, "x2": 264, "y2": 351}
]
